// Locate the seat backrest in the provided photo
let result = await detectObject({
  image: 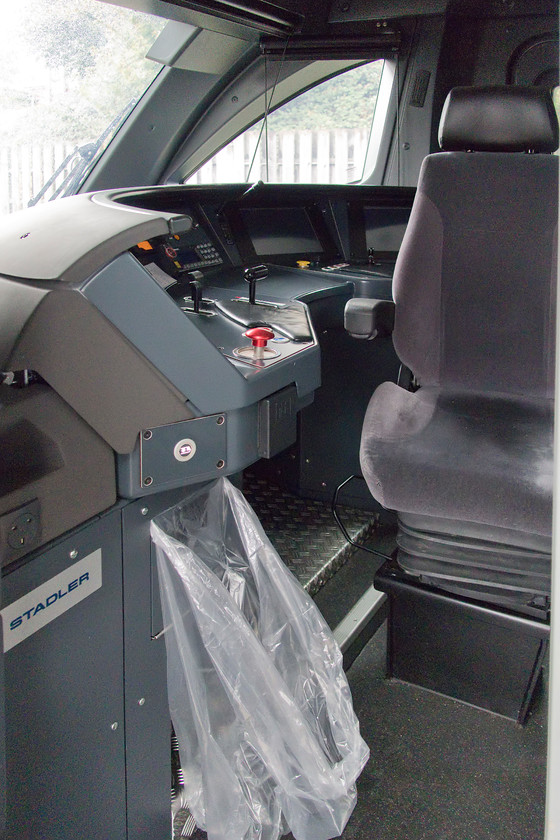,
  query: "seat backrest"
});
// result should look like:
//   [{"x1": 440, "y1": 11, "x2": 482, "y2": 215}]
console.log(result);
[{"x1": 392, "y1": 86, "x2": 558, "y2": 399}]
